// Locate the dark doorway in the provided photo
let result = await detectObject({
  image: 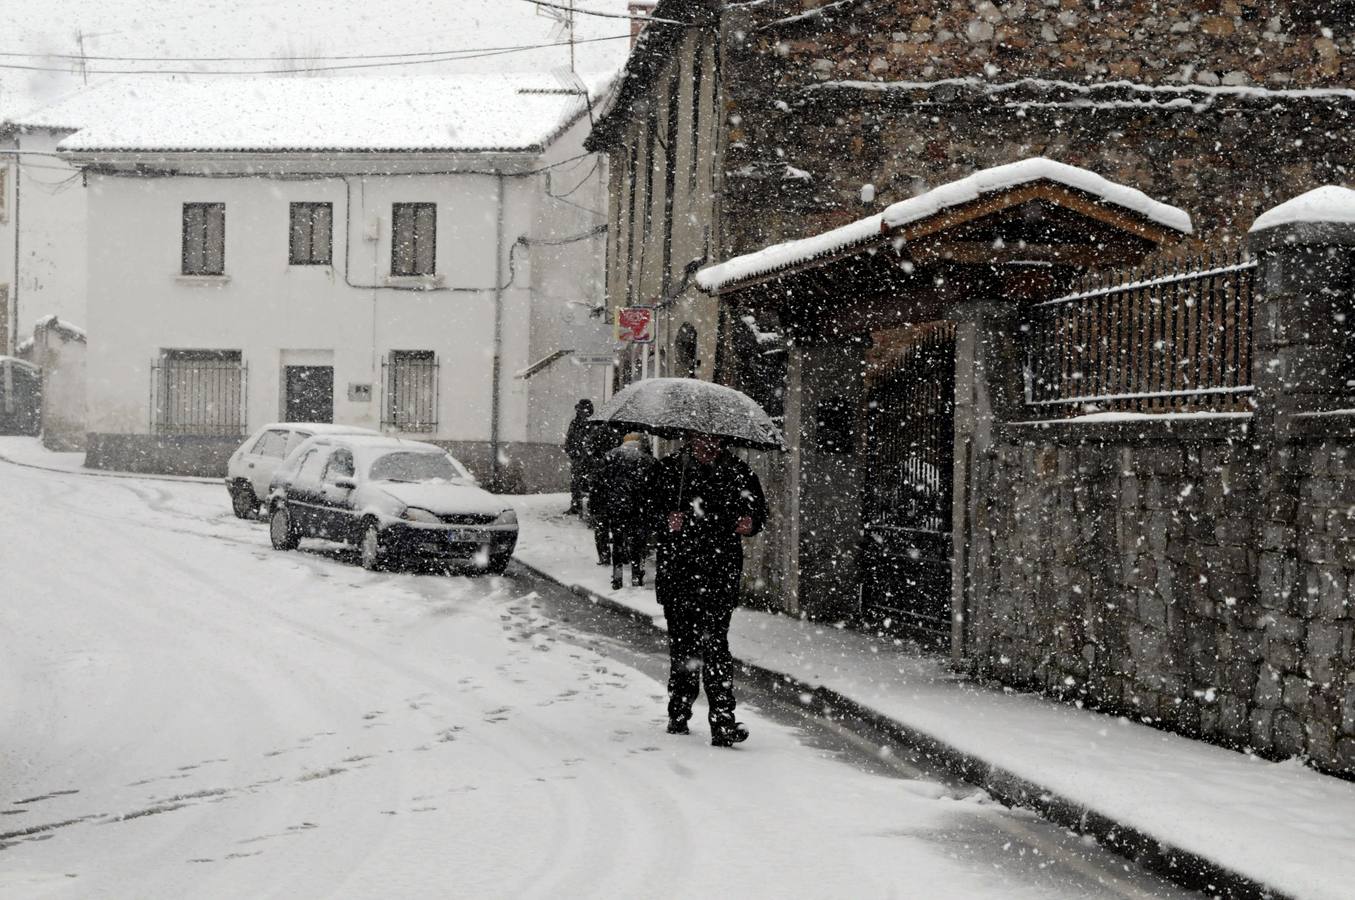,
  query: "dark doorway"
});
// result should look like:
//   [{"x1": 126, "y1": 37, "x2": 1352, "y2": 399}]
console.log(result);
[
  {"x1": 284, "y1": 365, "x2": 334, "y2": 423},
  {"x1": 860, "y1": 322, "x2": 956, "y2": 645}
]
